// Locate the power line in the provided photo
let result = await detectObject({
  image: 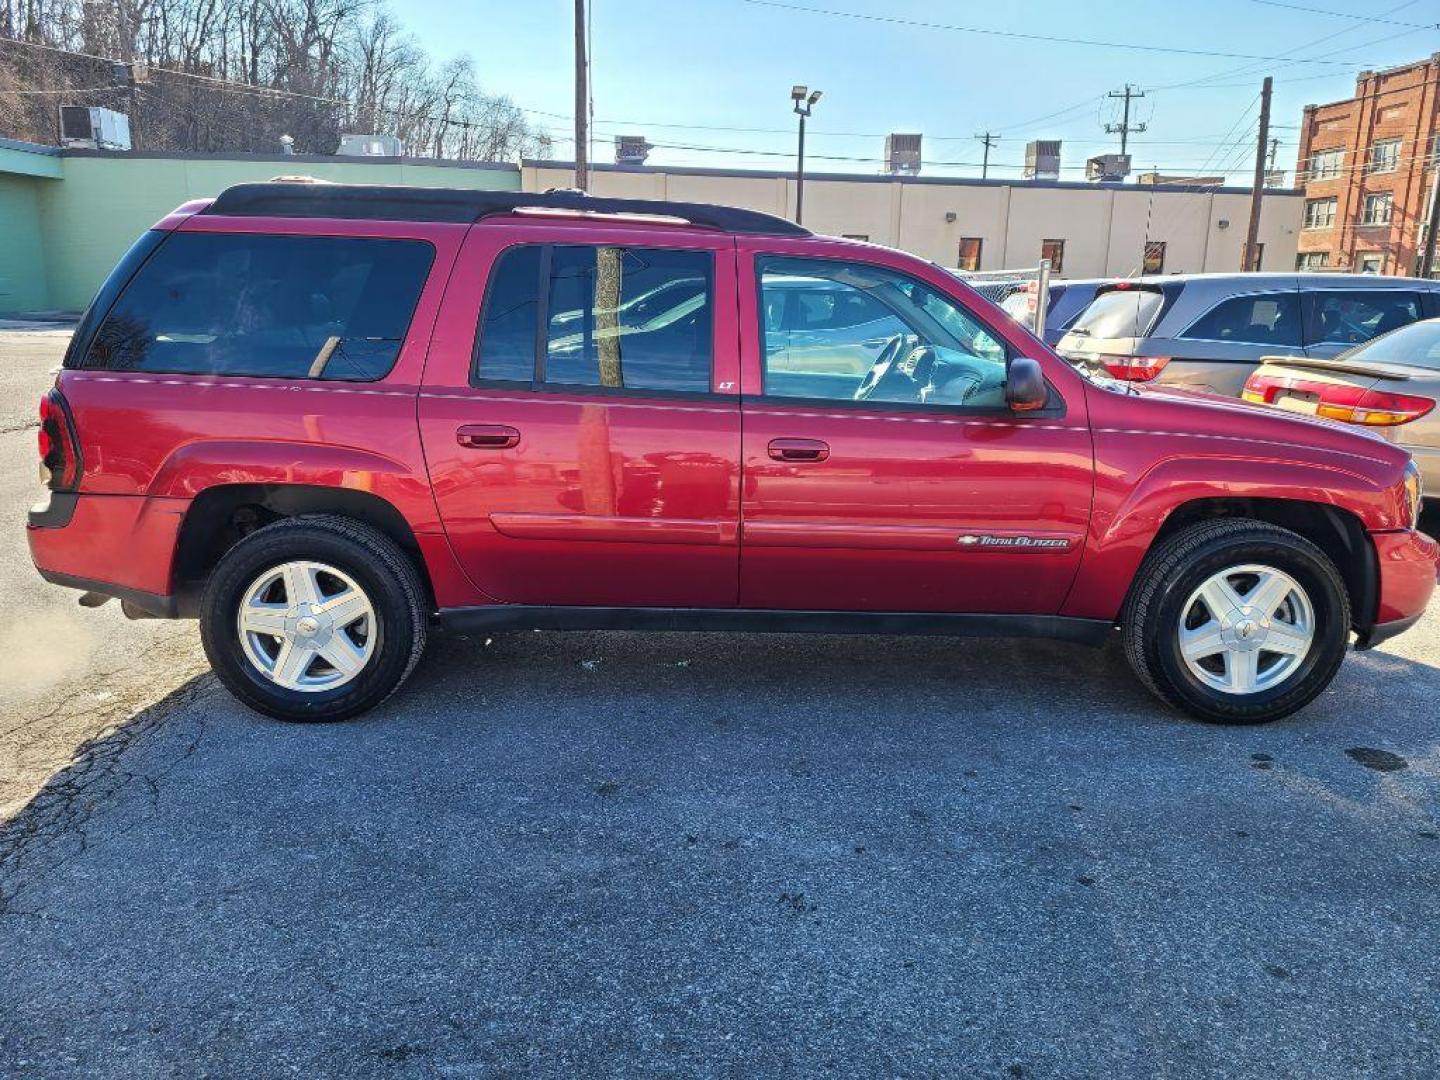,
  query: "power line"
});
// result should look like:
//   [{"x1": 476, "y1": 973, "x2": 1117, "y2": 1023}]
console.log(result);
[
  {"x1": 1241, "y1": 0, "x2": 1436, "y2": 28},
  {"x1": 733, "y1": 0, "x2": 1402, "y2": 64}
]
